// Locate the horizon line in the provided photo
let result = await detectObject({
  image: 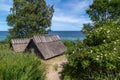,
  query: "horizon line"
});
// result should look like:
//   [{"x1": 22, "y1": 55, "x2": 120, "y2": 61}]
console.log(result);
[{"x1": 0, "y1": 30, "x2": 82, "y2": 31}]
